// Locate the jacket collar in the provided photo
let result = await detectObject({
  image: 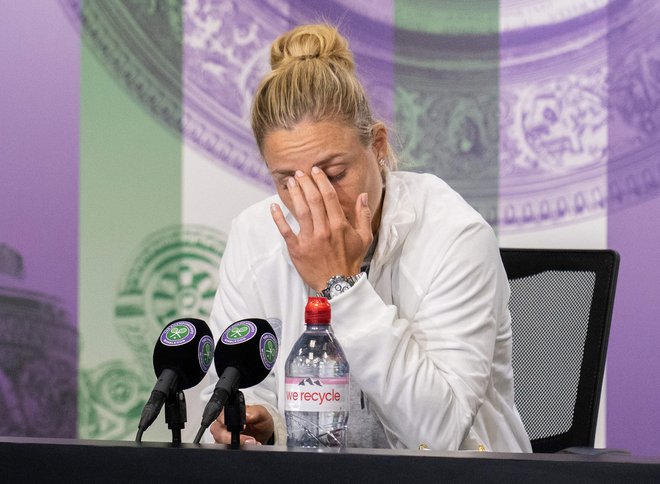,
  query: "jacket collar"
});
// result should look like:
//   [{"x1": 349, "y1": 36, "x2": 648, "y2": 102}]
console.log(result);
[{"x1": 373, "y1": 171, "x2": 416, "y2": 267}]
